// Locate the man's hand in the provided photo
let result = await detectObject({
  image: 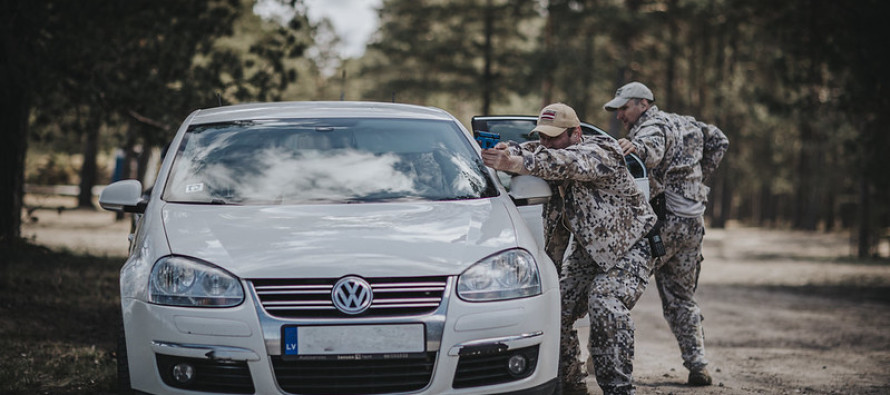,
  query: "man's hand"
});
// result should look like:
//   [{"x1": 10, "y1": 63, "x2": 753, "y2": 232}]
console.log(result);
[
  {"x1": 618, "y1": 138, "x2": 636, "y2": 156},
  {"x1": 481, "y1": 143, "x2": 527, "y2": 174}
]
